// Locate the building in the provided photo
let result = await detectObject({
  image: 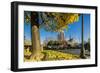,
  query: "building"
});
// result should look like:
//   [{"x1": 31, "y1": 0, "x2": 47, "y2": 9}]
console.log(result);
[
  {"x1": 67, "y1": 37, "x2": 78, "y2": 48},
  {"x1": 58, "y1": 32, "x2": 65, "y2": 41}
]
